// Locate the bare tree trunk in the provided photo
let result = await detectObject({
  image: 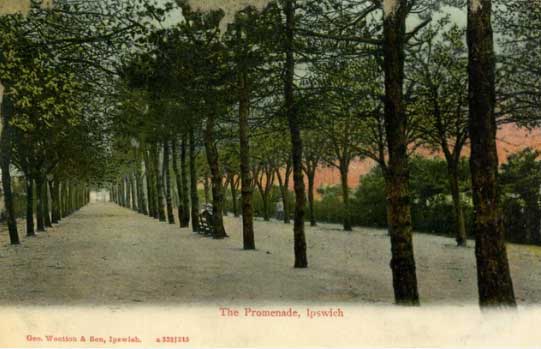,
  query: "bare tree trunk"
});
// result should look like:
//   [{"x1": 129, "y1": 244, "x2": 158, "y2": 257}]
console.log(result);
[
  {"x1": 231, "y1": 177, "x2": 240, "y2": 218},
  {"x1": 339, "y1": 165, "x2": 352, "y2": 231},
  {"x1": 306, "y1": 167, "x2": 317, "y2": 227},
  {"x1": 259, "y1": 188, "x2": 270, "y2": 221},
  {"x1": 135, "y1": 159, "x2": 147, "y2": 215},
  {"x1": 125, "y1": 176, "x2": 131, "y2": 209},
  {"x1": 111, "y1": 184, "x2": 117, "y2": 204},
  {"x1": 180, "y1": 135, "x2": 191, "y2": 227},
  {"x1": 203, "y1": 177, "x2": 210, "y2": 204},
  {"x1": 189, "y1": 127, "x2": 200, "y2": 233},
  {"x1": 172, "y1": 138, "x2": 186, "y2": 228},
  {"x1": 43, "y1": 178, "x2": 52, "y2": 228},
  {"x1": 0, "y1": 95, "x2": 19, "y2": 244},
  {"x1": 256, "y1": 168, "x2": 274, "y2": 222},
  {"x1": 130, "y1": 173, "x2": 138, "y2": 212},
  {"x1": 239, "y1": 73, "x2": 256, "y2": 248},
  {"x1": 25, "y1": 176, "x2": 35, "y2": 237},
  {"x1": 276, "y1": 166, "x2": 292, "y2": 224},
  {"x1": 447, "y1": 160, "x2": 467, "y2": 246},
  {"x1": 50, "y1": 179, "x2": 60, "y2": 224},
  {"x1": 382, "y1": 0, "x2": 419, "y2": 305},
  {"x1": 60, "y1": 181, "x2": 66, "y2": 218},
  {"x1": 153, "y1": 143, "x2": 166, "y2": 222},
  {"x1": 467, "y1": 0, "x2": 516, "y2": 307},
  {"x1": 284, "y1": 0, "x2": 307, "y2": 268},
  {"x1": 204, "y1": 111, "x2": 227, "y2": 239},
  {"x1": 35, "y1": 175, "x2": 45, "y2": 232},
  {"x1": 143, "y1": 147, "x2": 156, "y2": 218},
  {"x1": 163, "y1": 140, "x2": 175, "y2": 224},
  {"x1": 117, "y1": 182, "x2": 123, "y2": 207}
]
